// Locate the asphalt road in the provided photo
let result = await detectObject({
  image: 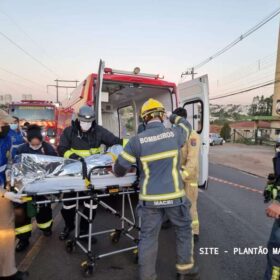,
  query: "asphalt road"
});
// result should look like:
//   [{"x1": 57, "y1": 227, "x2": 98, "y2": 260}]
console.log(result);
[{"x1": 16, "y1": 163, "x2": 274, "y2": 280}]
